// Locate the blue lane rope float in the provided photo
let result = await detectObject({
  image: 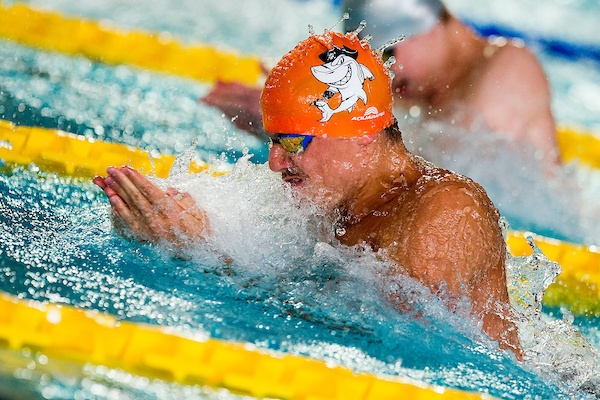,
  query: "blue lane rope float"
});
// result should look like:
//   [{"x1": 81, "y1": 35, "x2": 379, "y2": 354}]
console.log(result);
[
  {"x1": 0, "y1": 3, "x2": 599, "y2": 397},
  {"x1": 2, "y1": 2, "x2": 599, "y2": 91}
]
